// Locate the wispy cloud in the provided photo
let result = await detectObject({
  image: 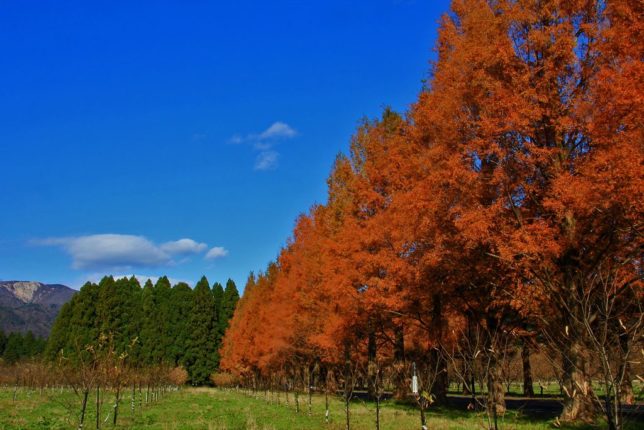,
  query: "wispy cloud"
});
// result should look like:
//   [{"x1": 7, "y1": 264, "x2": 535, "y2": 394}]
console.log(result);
[
  {"x1": 159, "y1": 238, "x2": 207, "y2": 255},
  {"x1": 32, "y1": 234, "x2": 224, "y2": 271},
  {"x1": 229, "y1": 121, "x2": 297, "y2": 170},
  {"x1": 229, "y1": 121, "x2": 297, "y2": 145},
  {"x1": 205, "y1": 246, "x2": 228, "y2": 260},
  {"x1": 258, "y1": 122, "x2": 297, "y2": 140},
  {"x1": 254, "y1": 151, "x2": 279, "y2": 171}
]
